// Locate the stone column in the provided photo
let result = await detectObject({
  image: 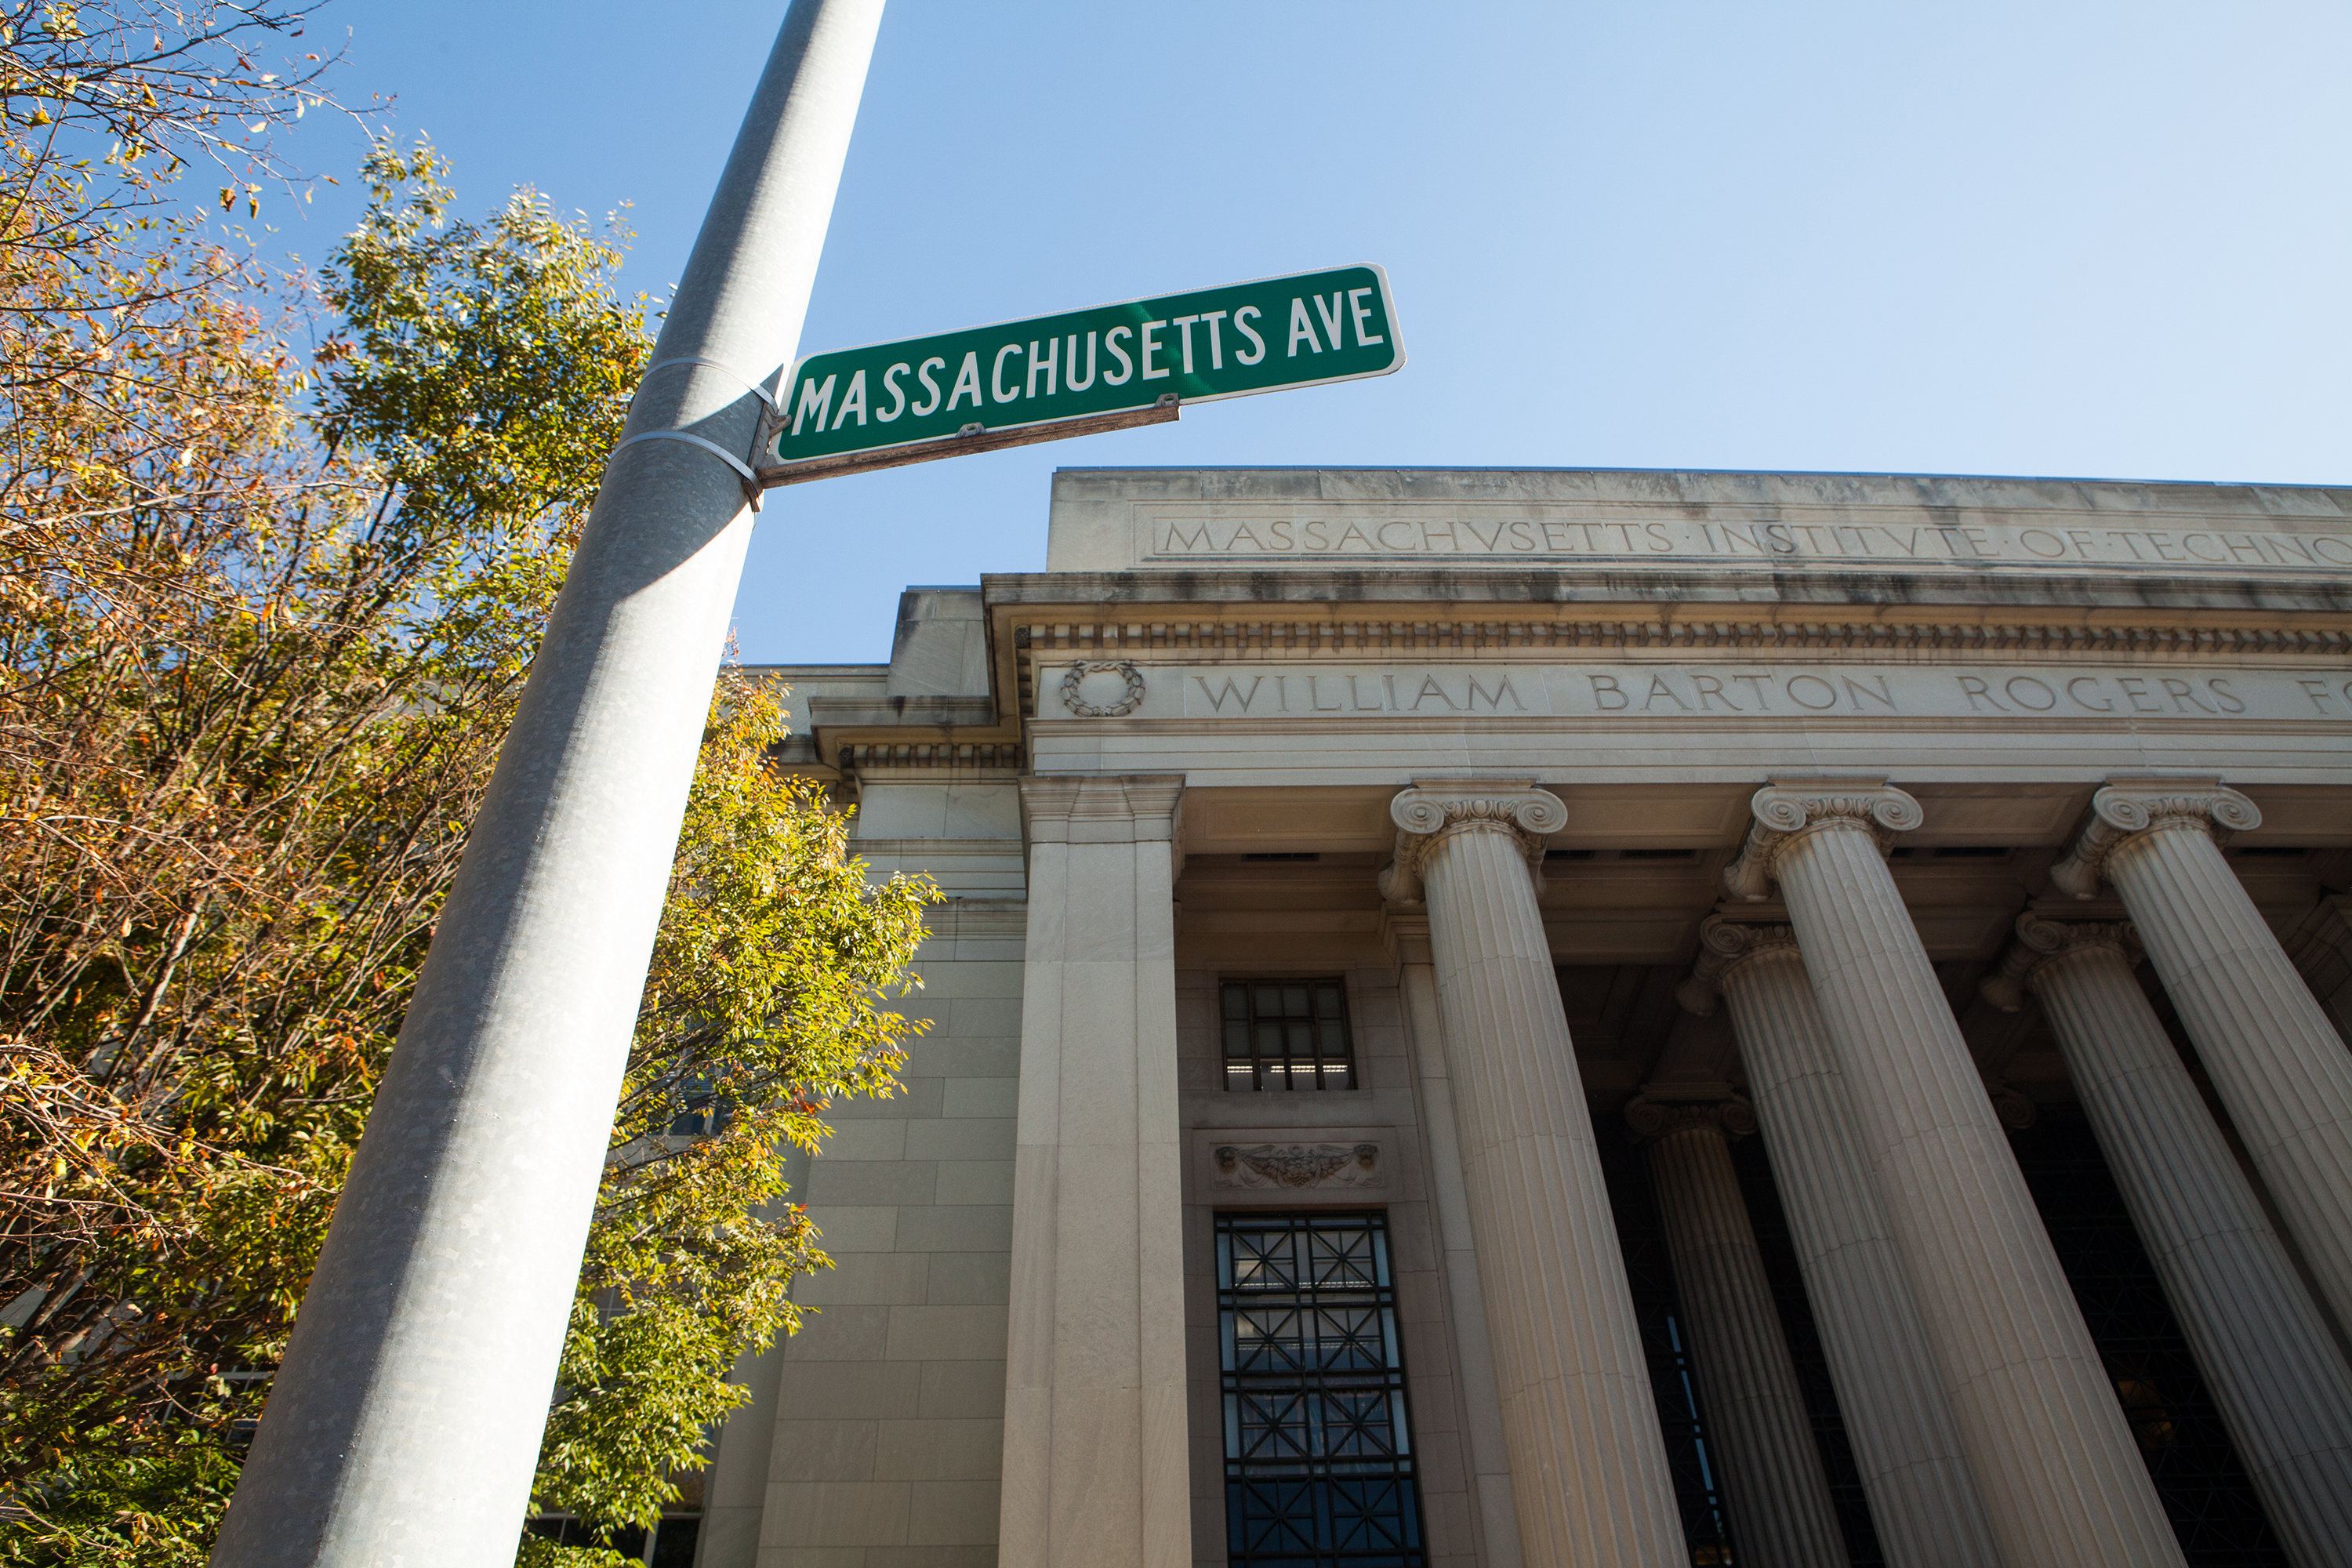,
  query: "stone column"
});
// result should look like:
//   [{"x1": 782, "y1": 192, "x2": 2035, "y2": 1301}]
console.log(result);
[
  {"x1": 1625, "y1": 1091, "x2": 1850, "y2": 1568},
  {"x1": 1686, "y1": 921, "x2": 2003, "y2": 1568},
  {"x1": 1981, "y1": 914, "x2": 2352, "y2": 1568},
  {"x1": 1000, "y1": 775, "x2": 1189, "y2": 1568},
  {"x1": 1726, "y1": 775, "x2": 2186, "y2": 1568},
  {"x1": 1387, "y1": 910, "x2": 1525, "y2": 1568},
  {"x1": 1382, "y1": 780, "x2": 1689, "y2": 1566},
  {"x1": 2053, "y1": 776, "x2": 2352, "y2": 1333}
]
